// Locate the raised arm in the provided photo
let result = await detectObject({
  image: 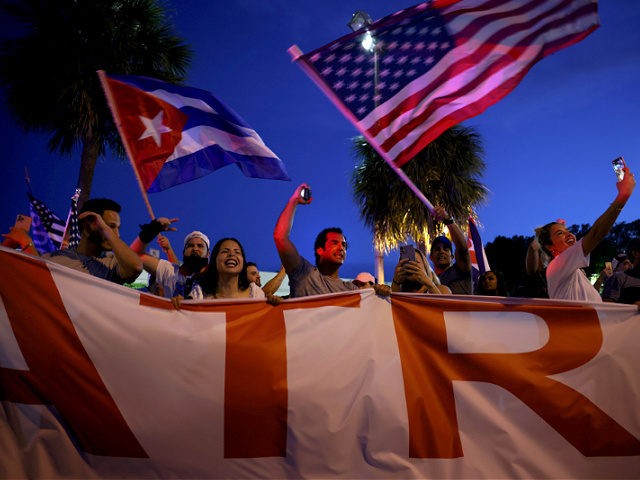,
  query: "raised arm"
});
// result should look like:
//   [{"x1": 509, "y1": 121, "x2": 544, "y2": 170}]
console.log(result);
[
  {"x1": 262, "y1": 266, "x2": 286, "y2": 296},
  {"x1": 433, "y1": 206, "x2": 471, "y2": 272},
  {"x1": 157, "y1": 234, "x2": 179, "y2": 264},
  {"x1": 1, "y1": 227, "x2": 39, "y2": 256},
  {"x1": 81, "y1": 211, "x2": 142, "y2": 283},
  {"x1": 582, "y1": 165, "x2": 635, "y2": 255},
  {"x1": 129, "y1": 217, "x2": 178, "y2": 274},
  {"x1": 274, "y1": 184, "x2": 311, "y2": 274}
]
